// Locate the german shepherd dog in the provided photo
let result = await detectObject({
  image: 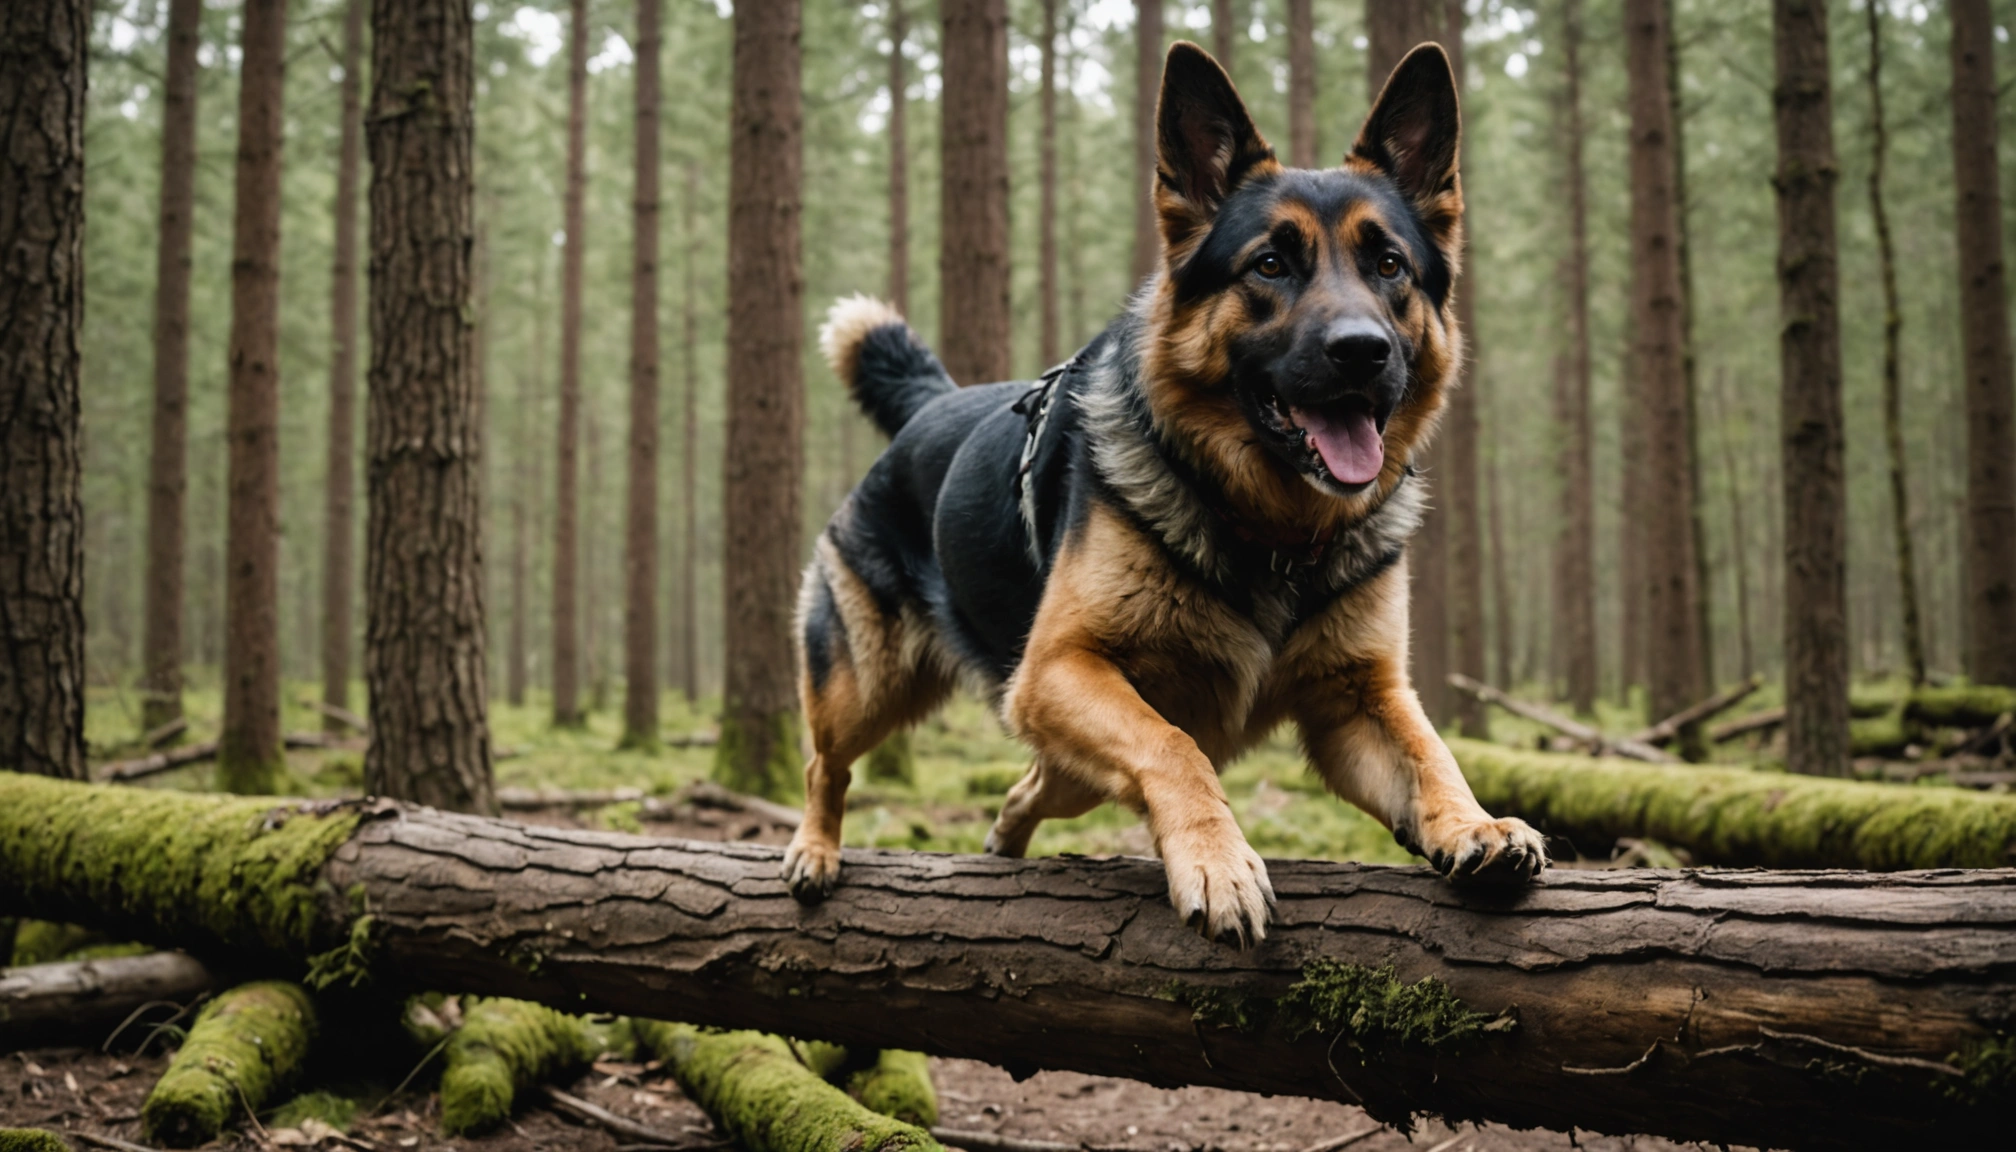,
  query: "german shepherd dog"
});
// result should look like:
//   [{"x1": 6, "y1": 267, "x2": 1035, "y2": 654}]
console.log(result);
[{"x1": 785, "y1": 42, "x2": 1546, "y2": 946}]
